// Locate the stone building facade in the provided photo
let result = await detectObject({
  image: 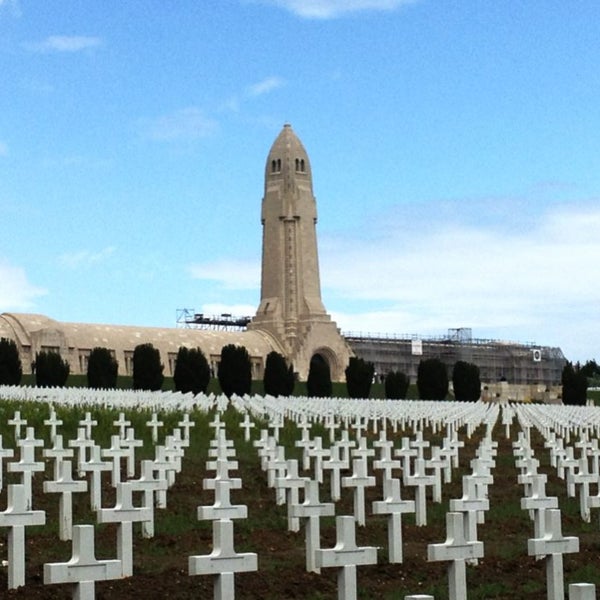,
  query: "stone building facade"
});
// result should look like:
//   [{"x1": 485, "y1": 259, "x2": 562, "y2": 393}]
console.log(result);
[{"x1": 0, "y1": 125, "x2": 353, "y2": 382}]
